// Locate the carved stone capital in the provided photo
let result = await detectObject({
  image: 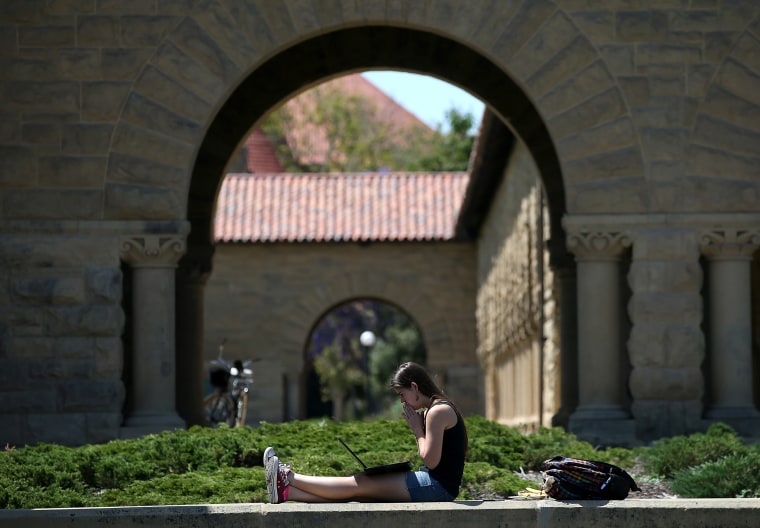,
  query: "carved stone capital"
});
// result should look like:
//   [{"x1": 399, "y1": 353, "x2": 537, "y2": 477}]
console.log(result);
[
  {"x1": 120, "y1": 235, "x2": 186, "y2": 268},
  {"x1": 700, "y1": 228, "x2": 760, "y2": 260},
  {"x1": 566, "y1": 230, "x2": 632, "y2": 259}
]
